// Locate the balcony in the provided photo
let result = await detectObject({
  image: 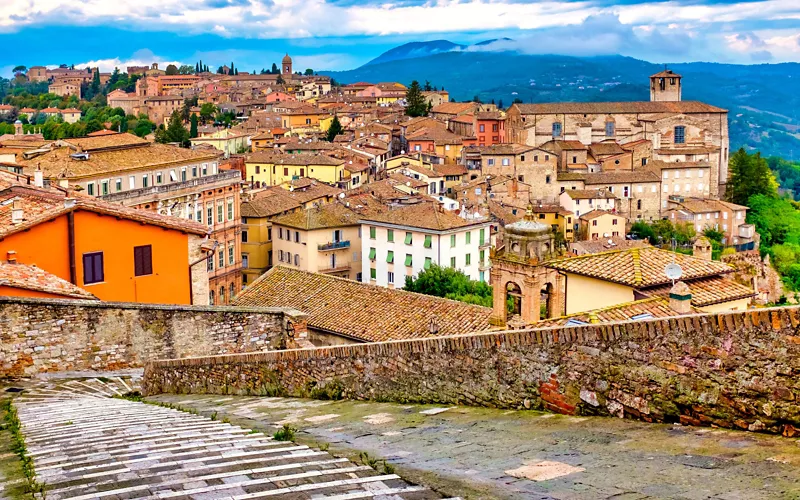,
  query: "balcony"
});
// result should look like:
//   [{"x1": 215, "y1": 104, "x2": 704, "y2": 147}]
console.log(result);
[
  {"x1": 318, "y1": 240, "x2": 351, "y2": 251},
  {"x1": 318, "y1": 264, "x2": 352, "y2": 274}
]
